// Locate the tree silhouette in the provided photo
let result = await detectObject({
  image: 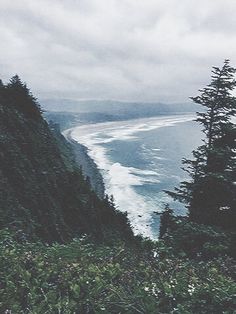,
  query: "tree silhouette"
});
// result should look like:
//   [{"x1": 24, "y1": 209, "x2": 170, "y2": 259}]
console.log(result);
[
  {"x1": 6, "y1": 74, "x2": 42, "y2": 117},
  {"x1": 166, "y1": 60, "x2": 236, "y2": 229}
]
